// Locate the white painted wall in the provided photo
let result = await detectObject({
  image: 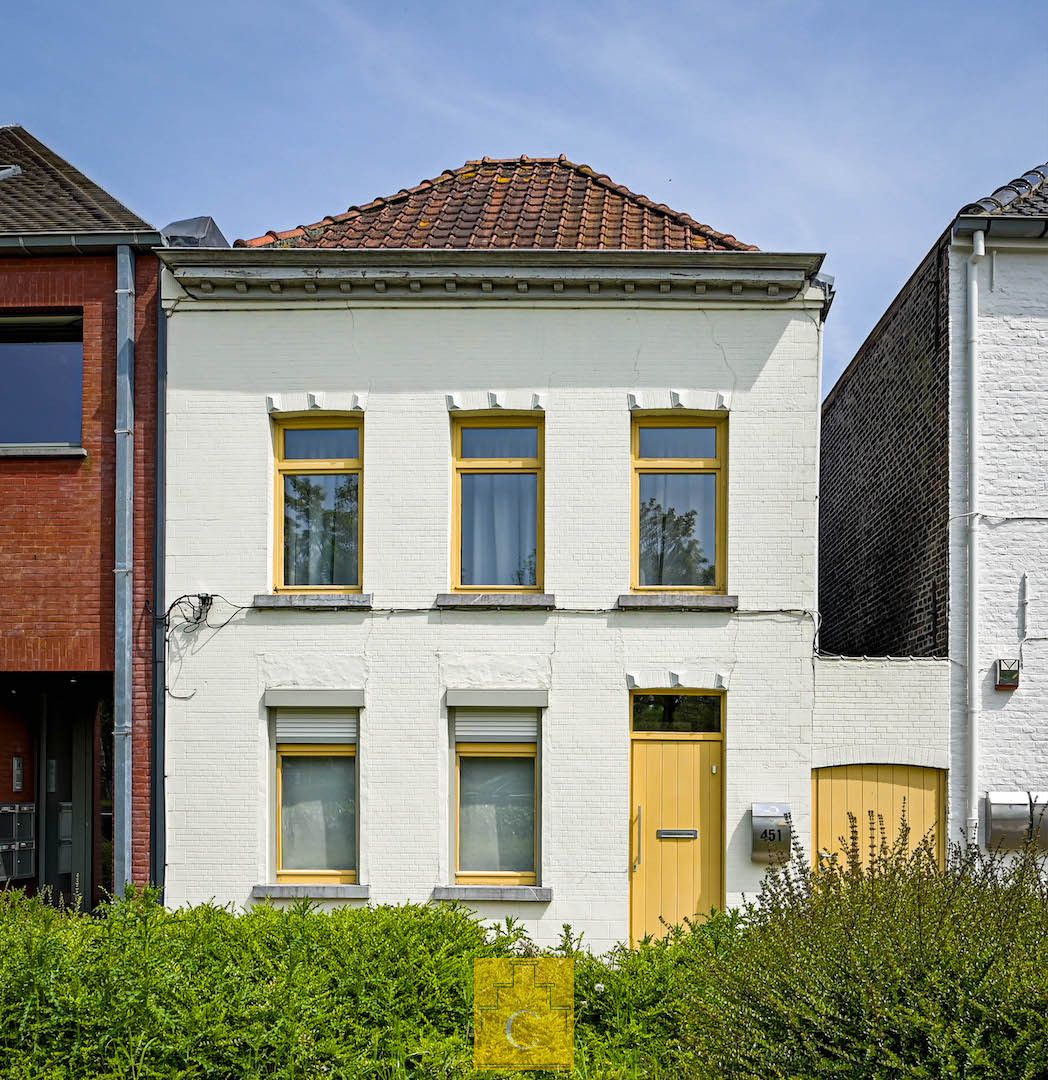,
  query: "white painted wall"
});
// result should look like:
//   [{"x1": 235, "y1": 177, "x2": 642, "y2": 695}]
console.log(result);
[
  {"x1": 813, "y1": 657, "x2": 948, "y2": 770},
  {"x1": 161, "y1": 276, "x2": 941, "y2": 949},
  {"x1": 948, "y1": 242, "x2": 1048, "y2": 839}
]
